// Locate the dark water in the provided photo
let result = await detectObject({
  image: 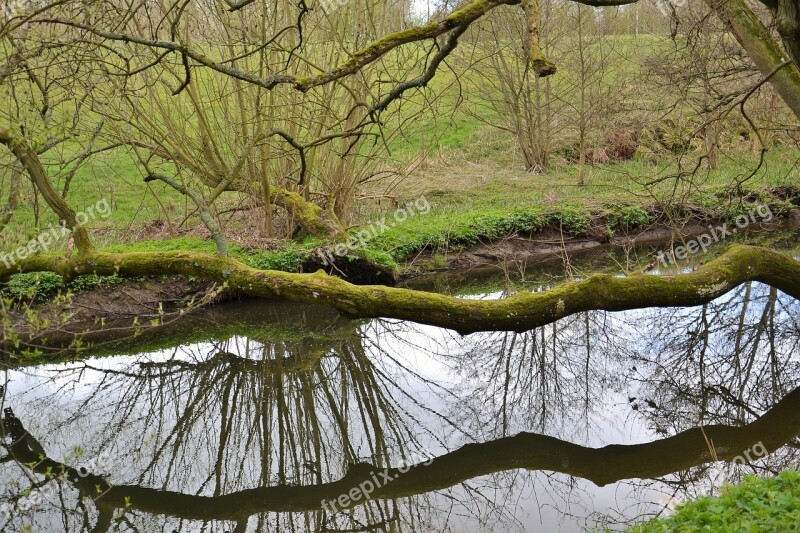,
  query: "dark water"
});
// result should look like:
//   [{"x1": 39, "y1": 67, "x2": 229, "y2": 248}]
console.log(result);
[{"x1": 1, "y1": 239, "x2": 800, "y2": 532}]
